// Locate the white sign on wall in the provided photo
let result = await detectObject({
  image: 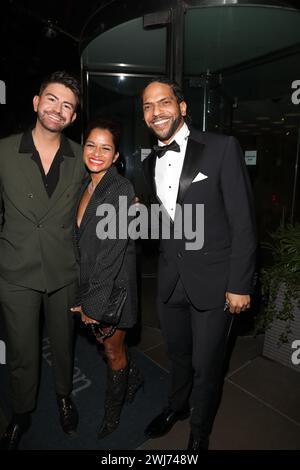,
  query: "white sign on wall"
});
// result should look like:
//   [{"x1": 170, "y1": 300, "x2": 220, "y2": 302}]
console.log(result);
[
  {"x1": 0, "y1": 80, "x2": 6, "y2": 104},
  {"x1": 0, "y1": 340, "x2": 6, "y2": 364},
  {"x1": 245, "y1": 150, "x2": 257, "y2": 166}
]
